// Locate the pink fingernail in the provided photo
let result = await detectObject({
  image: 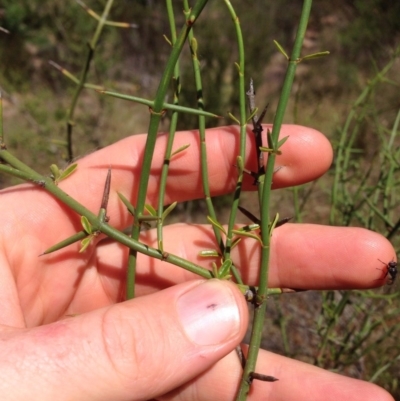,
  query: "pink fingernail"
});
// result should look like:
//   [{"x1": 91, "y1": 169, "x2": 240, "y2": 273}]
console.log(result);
[{"x1": 177, "y1": 280, "x2": 241, "y2": 346}]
